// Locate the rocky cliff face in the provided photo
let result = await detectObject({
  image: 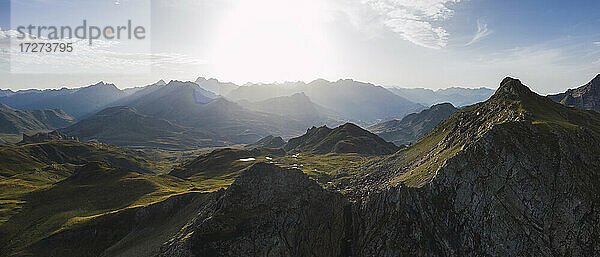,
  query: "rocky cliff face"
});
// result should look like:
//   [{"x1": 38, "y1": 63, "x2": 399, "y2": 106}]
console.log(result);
[
  {"x1": 160, "y1": 162, "x2": 351, "y2": 257},
  {"x1": 349, "y1": 77, "x2": 600, "y2": 256},
  {"x1": 353, "y1": 121, "x2": 600, "y2": 256},
  {"x1": 249, "y1": 135, "x2": 286, "y2": 148},
  {"x1": 549, "y1": 74, "x2": 600, "y2": 112},
  {"x1": 20, "y1": 130, "x2": 78, "y2": 144}
]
